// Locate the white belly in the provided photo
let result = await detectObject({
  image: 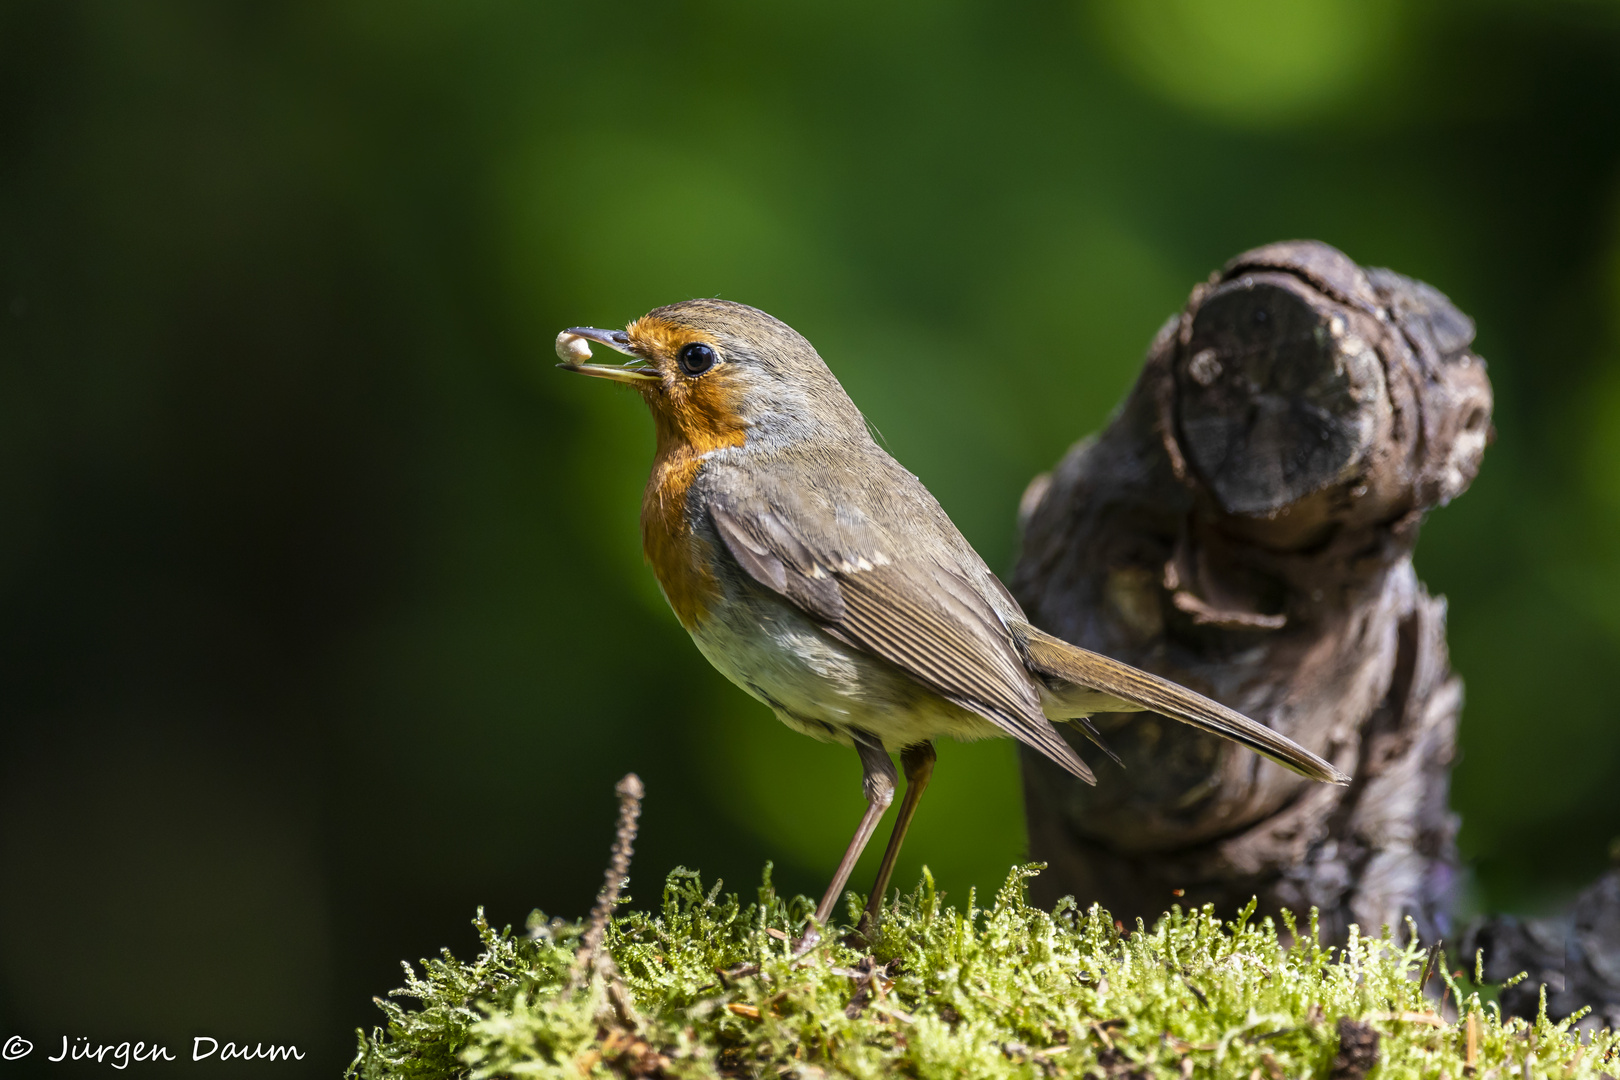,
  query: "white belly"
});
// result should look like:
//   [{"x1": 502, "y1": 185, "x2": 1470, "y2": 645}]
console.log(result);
[{"x1": 688, "y1": 591, "x2": 1001, "y2": 751}]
